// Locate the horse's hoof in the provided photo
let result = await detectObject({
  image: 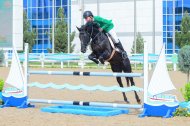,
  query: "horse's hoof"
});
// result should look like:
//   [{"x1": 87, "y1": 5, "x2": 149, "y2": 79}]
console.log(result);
[
  {"x1": 137, "y1": 99, "x2": 141, "y2": 104},
  {"x1": 124, "y1": 100, "x2": 130, "y2": 104}
]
